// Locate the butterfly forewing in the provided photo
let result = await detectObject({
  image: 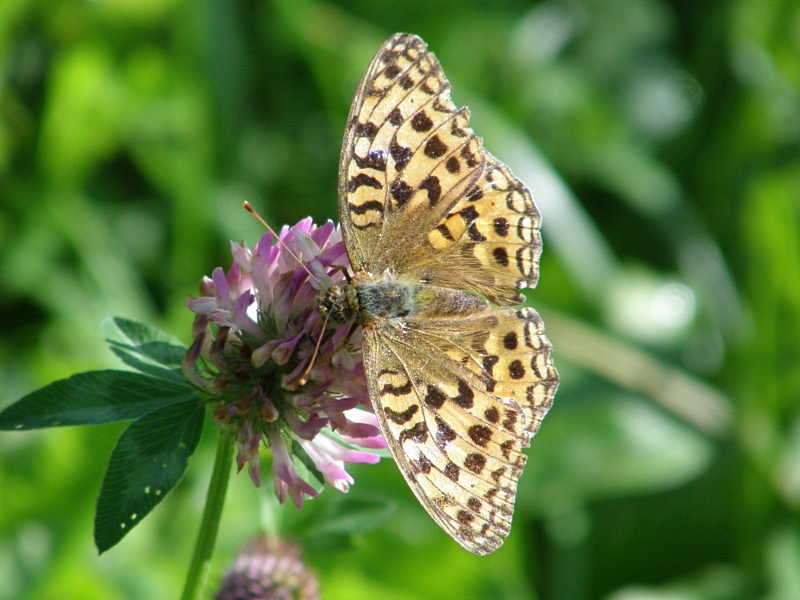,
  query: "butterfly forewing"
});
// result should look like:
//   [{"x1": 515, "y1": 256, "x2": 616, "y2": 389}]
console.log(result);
[
  {"x1": 335, "y1": 33, "x2": 558, "y2": 554},
  {"x1": 338, "y1": 33, "x2": 485, "y2": 274}
]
